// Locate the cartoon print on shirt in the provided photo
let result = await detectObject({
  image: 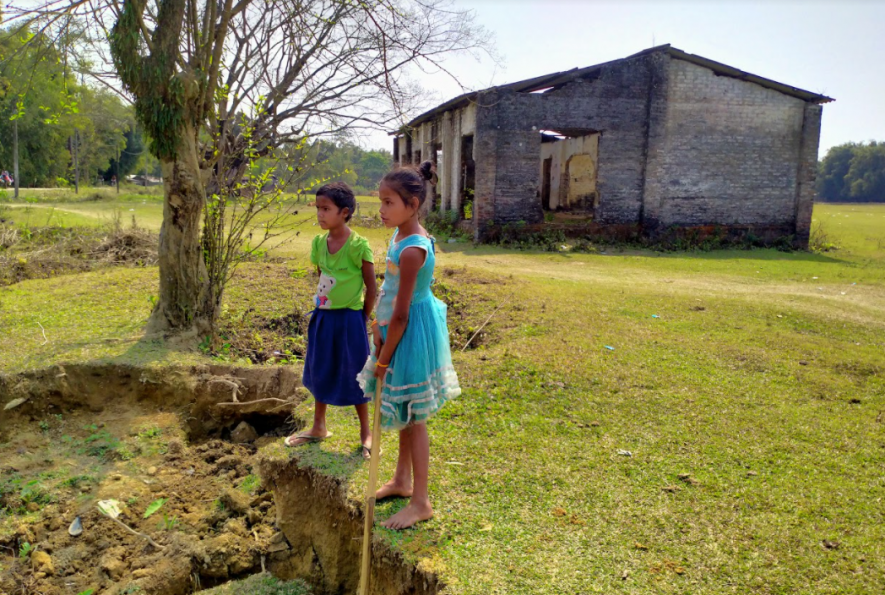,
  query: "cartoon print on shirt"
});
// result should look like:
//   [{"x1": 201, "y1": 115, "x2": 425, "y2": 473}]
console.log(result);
[{"x1": 315, "y1": 273, "x2": 337, "y2": 309}]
